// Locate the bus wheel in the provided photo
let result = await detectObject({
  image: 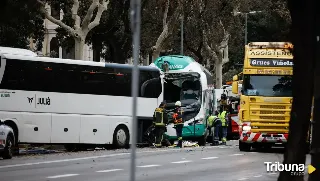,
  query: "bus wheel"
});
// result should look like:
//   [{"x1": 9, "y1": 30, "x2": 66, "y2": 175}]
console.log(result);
[
  {"x1": 2, "y1": 134, "x2": 14, "y2": 159},
  {"x1": 239, "y1": 140, "x2": 251, "y2": 152},
  {"x1": 113, "y1": 125, "x2": 130, "y2": 149}
]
